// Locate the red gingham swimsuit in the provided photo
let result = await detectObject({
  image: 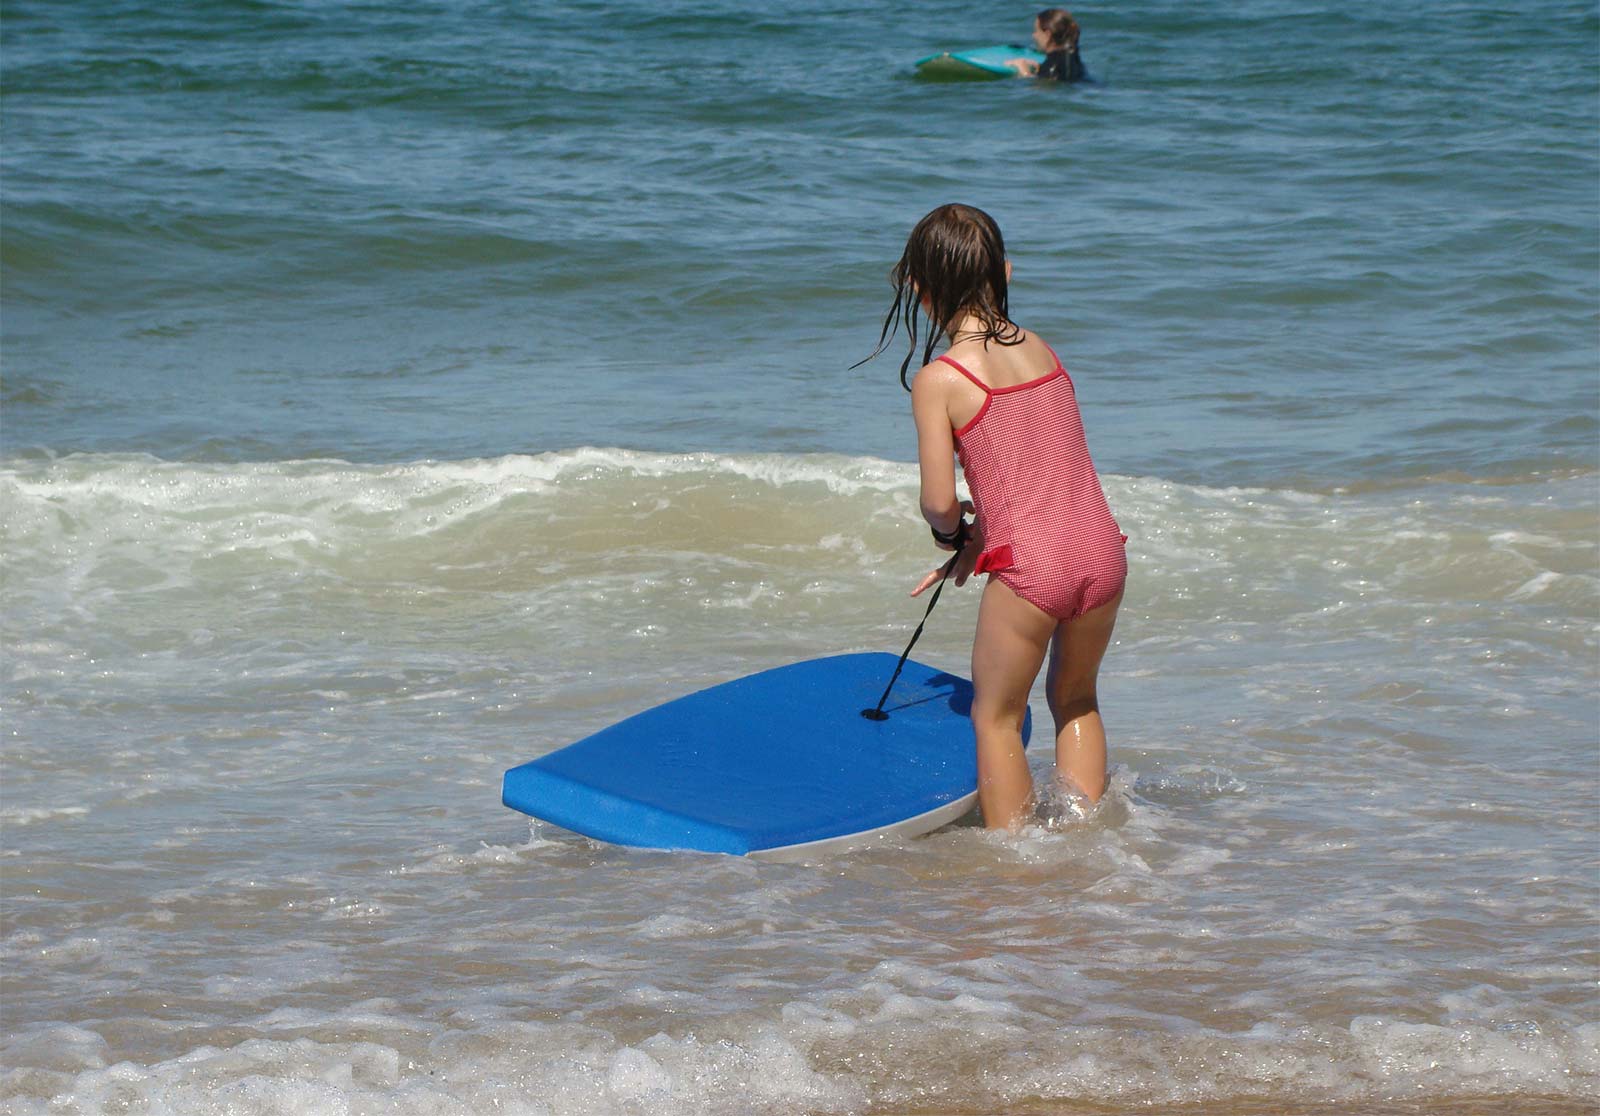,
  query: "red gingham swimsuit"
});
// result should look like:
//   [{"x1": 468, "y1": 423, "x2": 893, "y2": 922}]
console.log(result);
[{"x1": 940, "y1": 346, "x2": 1127, "y2": 621}]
